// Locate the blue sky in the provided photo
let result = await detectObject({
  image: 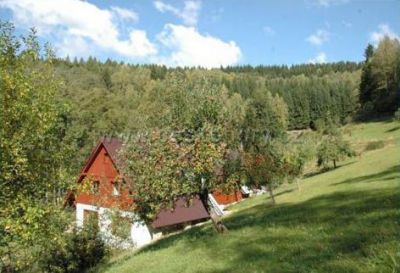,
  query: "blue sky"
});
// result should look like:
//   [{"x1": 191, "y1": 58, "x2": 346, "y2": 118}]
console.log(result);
[{"x1": 0, "y1": 0, "x2": 399, "y2": 67}]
